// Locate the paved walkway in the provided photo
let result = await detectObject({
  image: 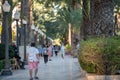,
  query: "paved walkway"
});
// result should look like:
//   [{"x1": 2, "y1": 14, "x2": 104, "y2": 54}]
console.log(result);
[{"x1": 0, "y1": 55, "x2": 87, "y2": 80}]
